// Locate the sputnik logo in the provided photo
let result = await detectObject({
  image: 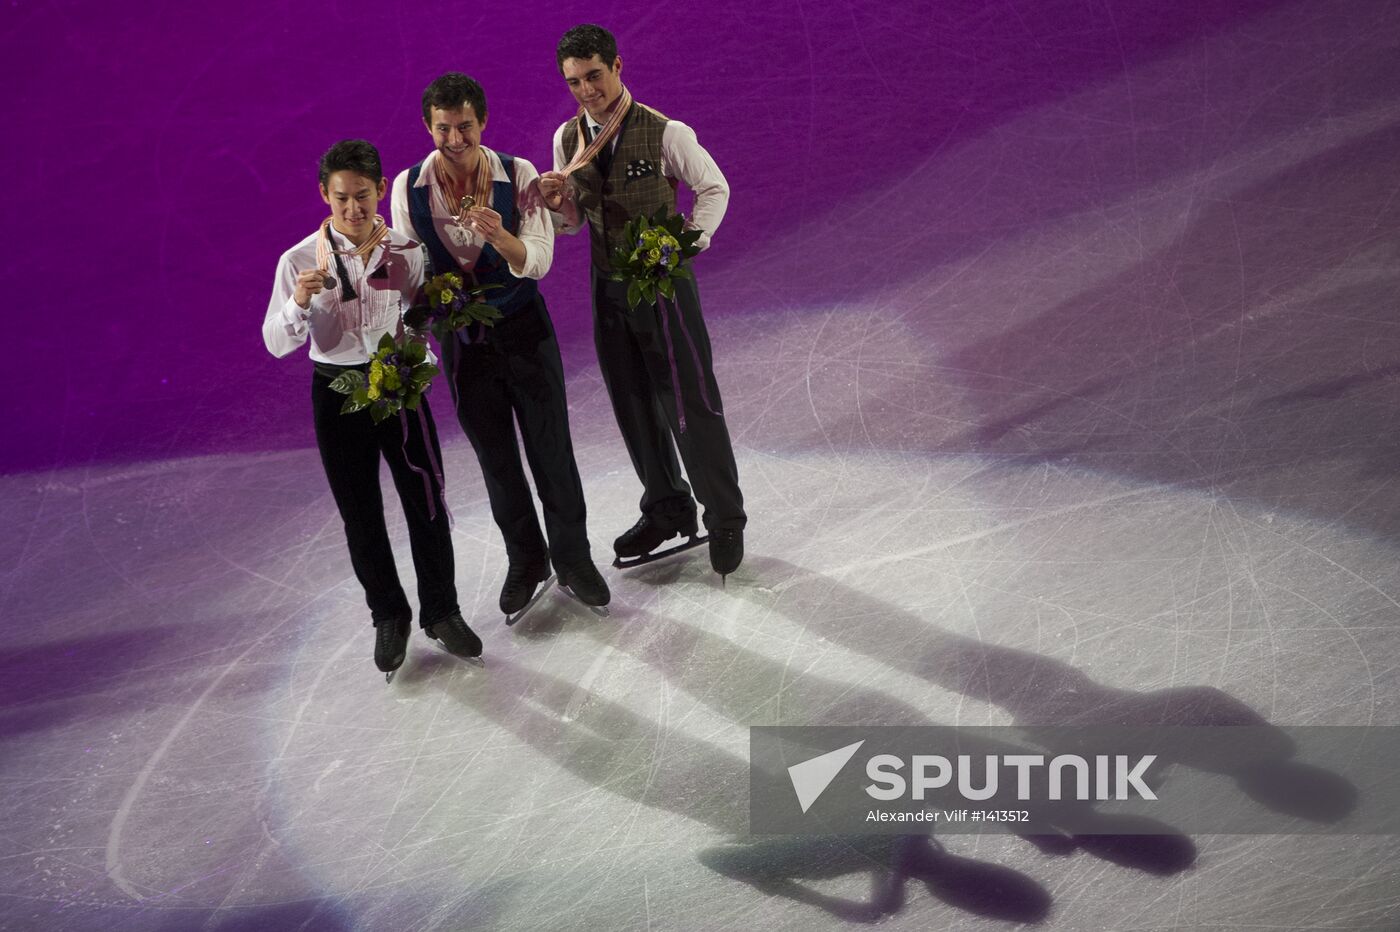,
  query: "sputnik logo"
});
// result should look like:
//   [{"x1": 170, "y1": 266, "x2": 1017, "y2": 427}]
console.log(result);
[{"x1": 787, "y1": 740, "x2": 865, "y2": 813}]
